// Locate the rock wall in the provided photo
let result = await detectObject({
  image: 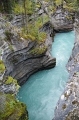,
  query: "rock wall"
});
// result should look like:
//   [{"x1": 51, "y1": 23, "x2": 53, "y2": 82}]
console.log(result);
[
  {"x1": 50, "y1": 7, "x2": 74, "y2": 32},
  {"x1": 53, "y1": 13, "x2": 79, "y2": 120},
  {"x1": 0, "y1": 15, "x2": 56, "y2": 87},
  {"x1": 3, "y1": 23, "x2": 56, "y2": 85}
]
